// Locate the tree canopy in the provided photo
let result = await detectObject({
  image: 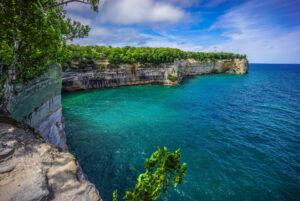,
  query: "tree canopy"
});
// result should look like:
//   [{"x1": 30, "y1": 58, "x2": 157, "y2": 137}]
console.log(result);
[
  {"x1": 66, "y1": 45, "x2": 247, "y2": 65},
  {"x1": 0, "y1": 0, "x2": 99, "y2": 113},
  {"x1": 0, "y1": 0, "x2": 99, "y2": 82}
]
